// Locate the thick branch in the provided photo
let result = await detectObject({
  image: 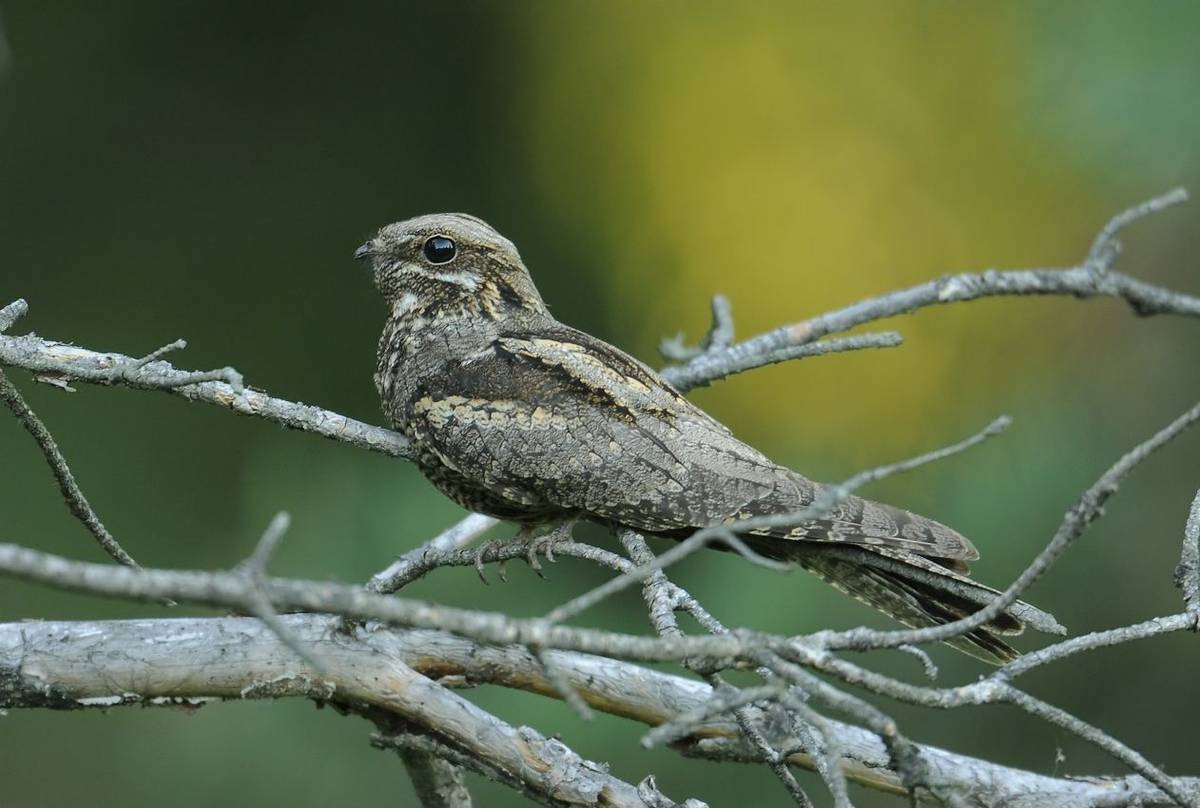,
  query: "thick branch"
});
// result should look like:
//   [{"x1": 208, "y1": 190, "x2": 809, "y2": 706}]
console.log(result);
[
  {"x1": 2, "y1": 616, "x2": 1195, "y2": 807},
  {"x1": 0, "y1": 615, "x2": 654, "y2": 806}
]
